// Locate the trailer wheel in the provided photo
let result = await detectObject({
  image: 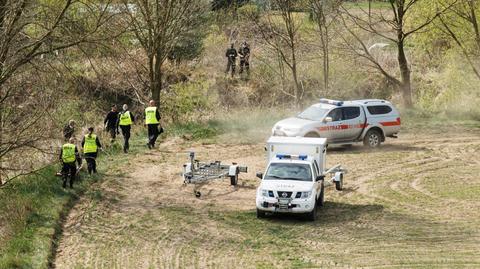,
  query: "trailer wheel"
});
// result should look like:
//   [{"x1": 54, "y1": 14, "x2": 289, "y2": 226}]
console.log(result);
[
  {"x1": 256, "y1": 209, "x2": 266, "y2": 218},
  {"x1": 335, "y1": 174, "x2": 343, "y2": 191},
  {"x1": 363, "y1": 129, "x2": 382, "y2": 148},
  {"x1": 230, "y1": 167, "x2": 239, "y2": 186}
]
